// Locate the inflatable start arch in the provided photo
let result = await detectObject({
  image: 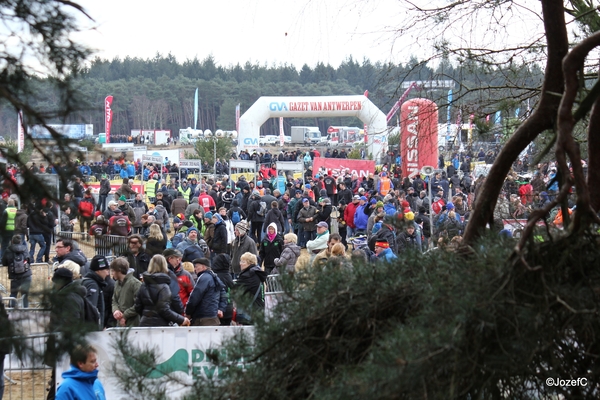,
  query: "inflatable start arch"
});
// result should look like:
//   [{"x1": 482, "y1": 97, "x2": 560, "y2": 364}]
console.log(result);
[{"x1": 238, "y1": 95, "x2": 388, "y2": 161}]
